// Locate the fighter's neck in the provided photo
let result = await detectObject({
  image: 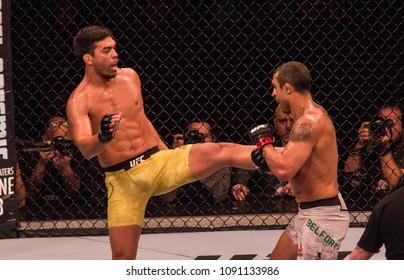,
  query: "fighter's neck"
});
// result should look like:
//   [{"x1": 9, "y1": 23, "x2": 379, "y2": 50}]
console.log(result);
[
  {"x1": 290, "y1": 93, "x2": 314, "y2": 120},
  {"x1": 83, "y1": 71, "x2": 115, "y2": 88}
]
